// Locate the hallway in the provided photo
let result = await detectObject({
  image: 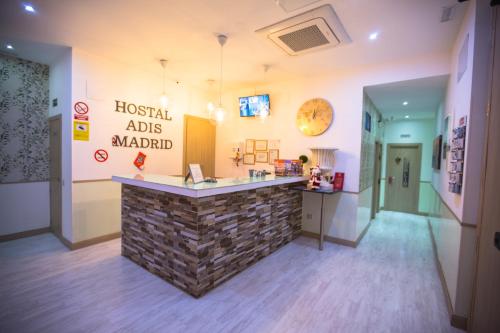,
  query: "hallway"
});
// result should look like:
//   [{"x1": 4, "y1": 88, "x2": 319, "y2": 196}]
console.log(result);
[{"x1": 0, "y1": 211, "x2": 460, "y2": 333}]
